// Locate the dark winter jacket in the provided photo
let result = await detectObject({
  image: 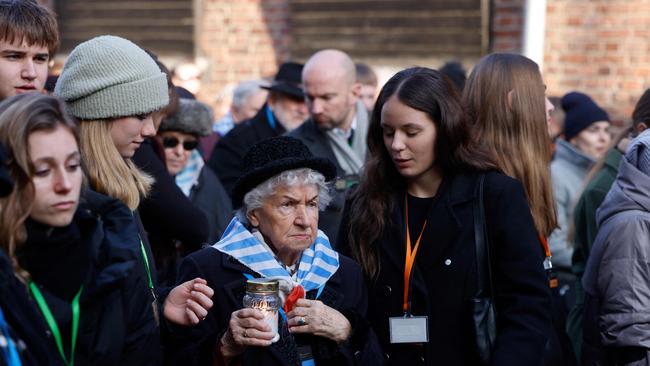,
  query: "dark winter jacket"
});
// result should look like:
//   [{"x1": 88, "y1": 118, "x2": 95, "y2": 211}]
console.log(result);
[
  {"x1": 166, "y1": 246, "x2": 383, "y2": 365},
  {"x1": 582, "y1": 149, "x2": 650, "y2": 366},
  {"x1": 134, "y1": 138, "x2": 209, "y2": 285},
  {"x1": 287, "y1": 119, "x2": 349, "y2": 243},
  {"x1": 189, "y1": 166, "x2": 232, "y2": 244},
  {"x1": 17, "y1": 189, "x2": 161, "y2": 366},
  {"x1": 338, "y1": 171, "x2": 552, "y2": 366},
  {"x1": 208, "y1": 104, "x2": 286, "y2": 197},
  {"x1": 0, "y1": 249, "x2": 60, "y2": 366},
  {"x1": 567, "y1": 147, "x2": 621, "y2": 360}
]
